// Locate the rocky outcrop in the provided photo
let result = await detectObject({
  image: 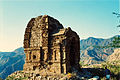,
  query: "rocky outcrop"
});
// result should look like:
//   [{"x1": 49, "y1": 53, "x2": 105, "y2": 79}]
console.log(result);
[
  {"x1": 107, "y1": 48, "x2": 120, "y2": 64},
  {"x1": 6, "y1": 67, "x2": 93, "y2": 80},
  {"x1": 6, "y1": 71, "x2": 65, "y2": 80}
]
